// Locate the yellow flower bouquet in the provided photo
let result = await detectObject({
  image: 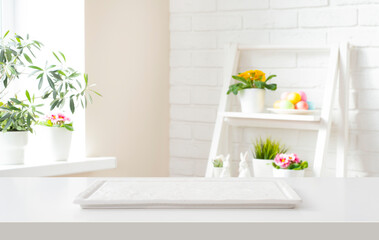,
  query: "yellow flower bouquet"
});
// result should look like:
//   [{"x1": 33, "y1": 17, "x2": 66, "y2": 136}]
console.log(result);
[{"x1": 227, "y1": 70, "x2": 277, "y2": 95}]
